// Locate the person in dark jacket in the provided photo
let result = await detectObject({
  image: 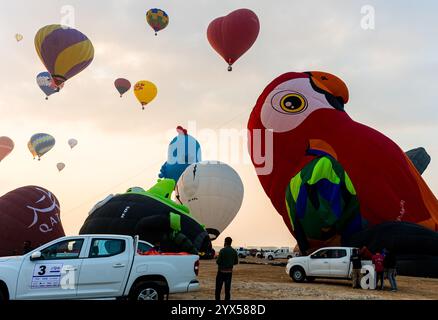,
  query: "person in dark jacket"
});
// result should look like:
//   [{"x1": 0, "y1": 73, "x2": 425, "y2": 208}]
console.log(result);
[
  {"x1": 350, "y1": 248, "x2": 362, "y2": 288},
  {"x1": 384, "y1": 249, "x2": 398, "y2": 292},
  {"x1": 215, "y1": 237, "x2": 238, "y2": 300}
]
